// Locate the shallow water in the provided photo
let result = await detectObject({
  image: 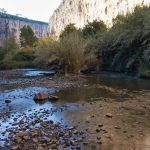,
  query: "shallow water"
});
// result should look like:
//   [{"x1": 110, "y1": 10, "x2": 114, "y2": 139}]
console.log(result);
[
  {"x1": 57, "y1": 72, "x2": 150, "y2": 103},
  {"x1": 23, "y1": 69, "x2": 55, "y2": 77},
  {"x1": 1, "y1": 69, "x2": 150, "y2": 121}
]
